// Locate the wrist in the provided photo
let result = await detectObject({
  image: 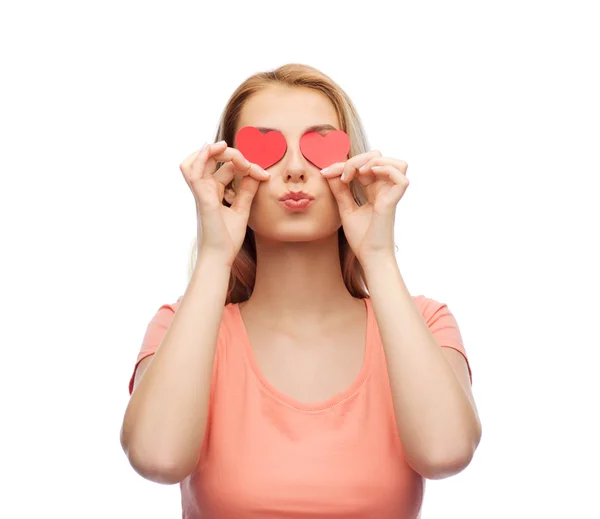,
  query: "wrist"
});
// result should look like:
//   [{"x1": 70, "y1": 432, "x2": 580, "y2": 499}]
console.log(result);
[
  {"x1": 360, "y1": 253, "x2": 398, "y2": 274},
  {"x1": 196, "y1": 249, "x2": 234, "y2": 272}
]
